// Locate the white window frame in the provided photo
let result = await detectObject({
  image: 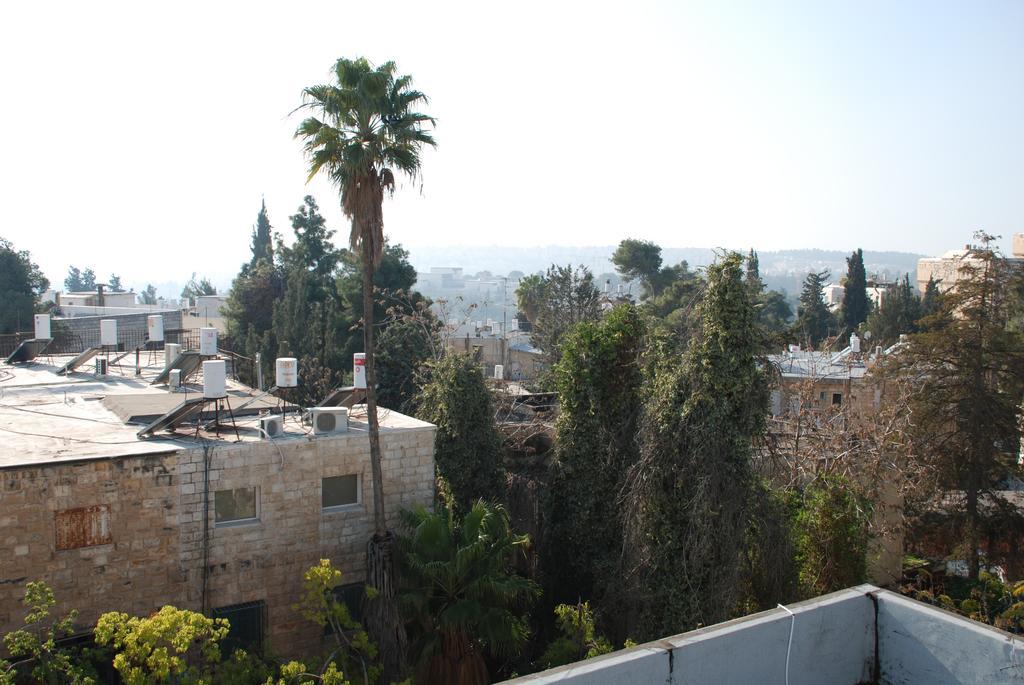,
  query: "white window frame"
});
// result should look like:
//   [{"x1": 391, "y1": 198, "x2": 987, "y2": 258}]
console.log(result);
[{"x1": 322, "y1": 473, "x2": 362, "y2": 512}]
